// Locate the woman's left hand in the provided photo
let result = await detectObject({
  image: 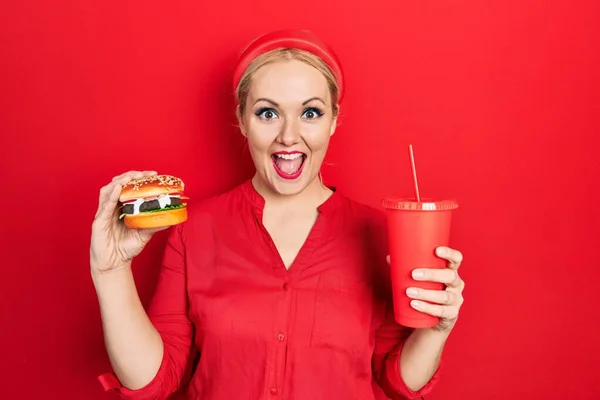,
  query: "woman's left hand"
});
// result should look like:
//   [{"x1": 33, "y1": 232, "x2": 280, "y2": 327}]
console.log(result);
[{"x1": 406, "y1": 246, "x2": 465, "y2": 332}]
